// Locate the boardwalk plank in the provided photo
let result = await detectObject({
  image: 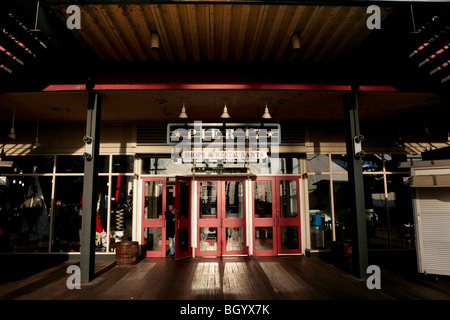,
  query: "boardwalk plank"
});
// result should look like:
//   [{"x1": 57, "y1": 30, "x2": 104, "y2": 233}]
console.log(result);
[{"x1": 1, "y1": 256, "x2": 450, "y2": 300}]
